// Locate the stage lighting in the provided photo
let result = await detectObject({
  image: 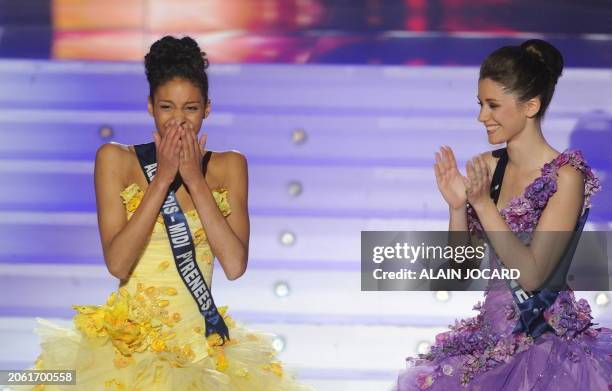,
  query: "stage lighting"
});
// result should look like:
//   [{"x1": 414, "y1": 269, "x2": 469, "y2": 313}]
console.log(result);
[
  {"x1": 98, "y1": 124, "x2": 114, "y2": 140},
  {"x1": 280, "y1": 231, "x2": 295, "y2": 246},
  {"x1": 288, "y1": 181, "x2": 303, "y2": 197},
  {"x1": 274, "y1": 281, "x2": 290, "y2": 298},
  {"x1": 416, "y1": 341, "x2": 431, "y2": 355},
  {"x1": 291, "y1": 128, "x2": 307, "y2": 144},
  {"x1": 595, "y1": 292, "x2": 609, "y2": 307},
  {"x1": 434, "y1": 291, "x2": 450, "y2": 302},
  {"x1": 272, "y1": 335, "x2": 286, "y2": 352}
]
